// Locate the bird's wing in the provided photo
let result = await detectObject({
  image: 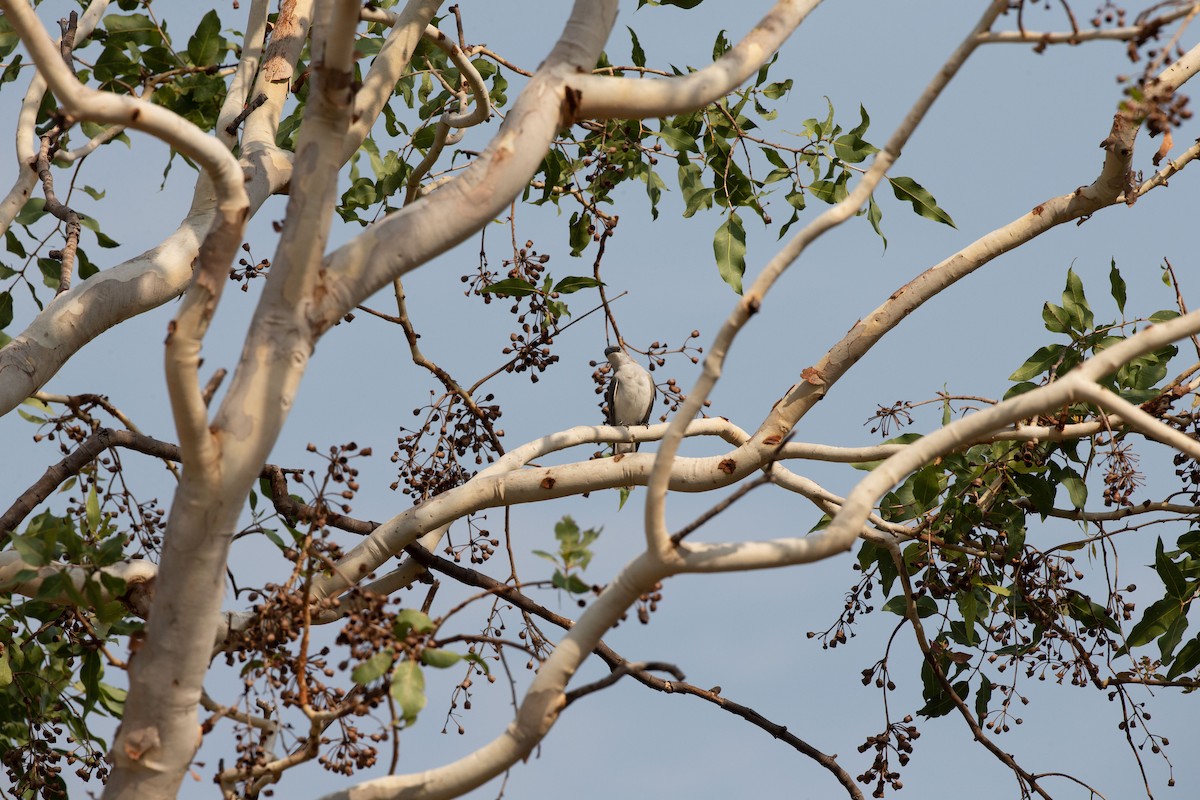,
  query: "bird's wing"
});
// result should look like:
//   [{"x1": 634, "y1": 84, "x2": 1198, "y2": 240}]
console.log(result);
[
  {"x1": 637, "y1": 374, "x2": 655, "y2": 425},
  {"x1": 604, "y1": 371, "x2": 619, "y2": 426}
]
